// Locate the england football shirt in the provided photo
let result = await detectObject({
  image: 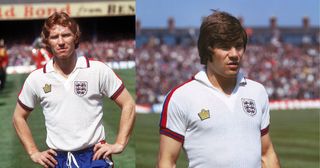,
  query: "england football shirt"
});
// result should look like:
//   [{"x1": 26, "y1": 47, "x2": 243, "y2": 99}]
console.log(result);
[
  {"x1": 18, "y1": 56, "x2": 124, "y2": 151},
  {"x1": 160, "y1": 70, "x2": 270, "y2": 168}
]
